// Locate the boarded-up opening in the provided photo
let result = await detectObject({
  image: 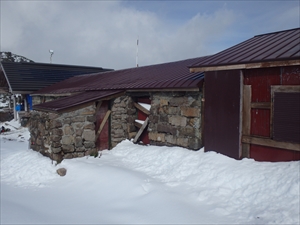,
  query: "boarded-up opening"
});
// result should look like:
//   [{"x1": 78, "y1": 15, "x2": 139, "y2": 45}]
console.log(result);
[
  {"x1": 273, "y1": 92, "x2": 300, "y2": 143},
  {"x1": 135, "y1": 97, "x2": 150, "y2": 144}
]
